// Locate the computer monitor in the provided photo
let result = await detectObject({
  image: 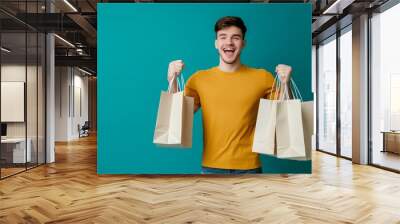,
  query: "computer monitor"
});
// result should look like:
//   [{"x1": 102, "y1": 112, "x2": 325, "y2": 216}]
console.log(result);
[{"x1": 1, "y1": 123, "x2": 7, "y2": 137}]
